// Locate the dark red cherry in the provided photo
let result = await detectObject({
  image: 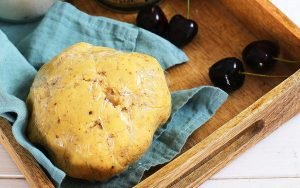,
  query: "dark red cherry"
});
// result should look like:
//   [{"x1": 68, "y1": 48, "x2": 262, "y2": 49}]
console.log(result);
[
  {"x1": 209, "y1": 57, "x2": 245, "y2": 92},
  {"x1": 168, "y1": 14, "x2": 198, "y2": 48},
  {"x1": 136, "y1": 5, "x2": 168, "y2": 37},
  {"x1": 242, "y1": 40, "x2": 280, "y2": 73}
]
